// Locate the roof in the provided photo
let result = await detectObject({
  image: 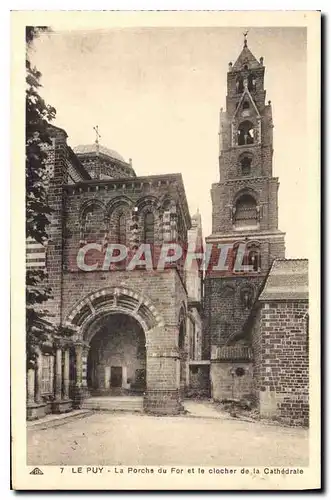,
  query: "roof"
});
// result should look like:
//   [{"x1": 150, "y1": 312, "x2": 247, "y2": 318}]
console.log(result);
[
  {"x1": 73, "y1": 144, "x2": 126, "y2": 163},
  {"x1": 67, "y1": 147, "x2": 91, "y2": 180},
  {"x1": 259, "y1": 259, "x2": 309, "y2": 302},
  {"x1": 232, "y1": 45, "x2": 261, "y2": 72}
]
